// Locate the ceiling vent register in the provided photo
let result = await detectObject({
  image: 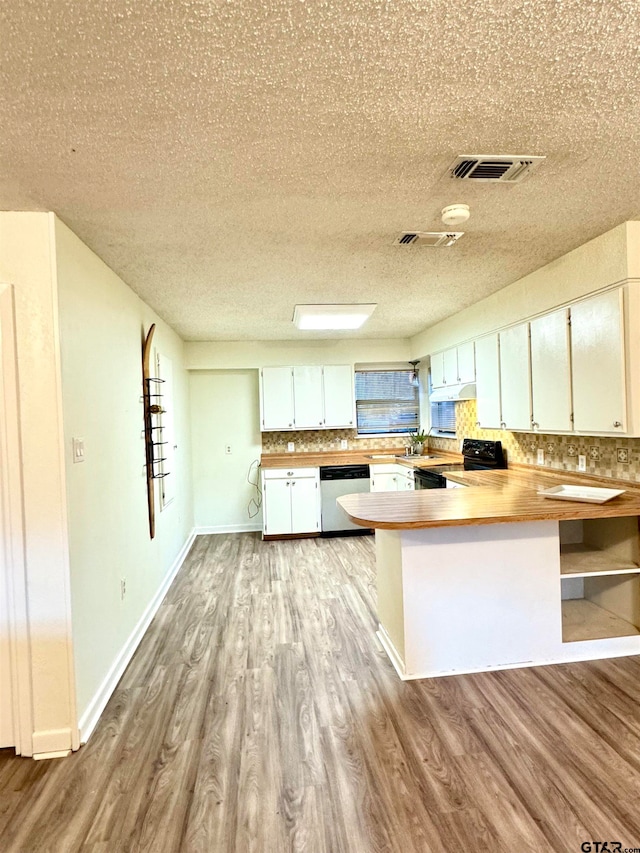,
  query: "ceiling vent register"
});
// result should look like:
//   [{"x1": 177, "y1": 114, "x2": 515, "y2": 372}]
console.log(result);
[
  {"x1": 448, "y1": 154, "x2": 545, "y2": 182},
  {"x1": 394, "y1": 231, "x2": 464, "y2": 247}
]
